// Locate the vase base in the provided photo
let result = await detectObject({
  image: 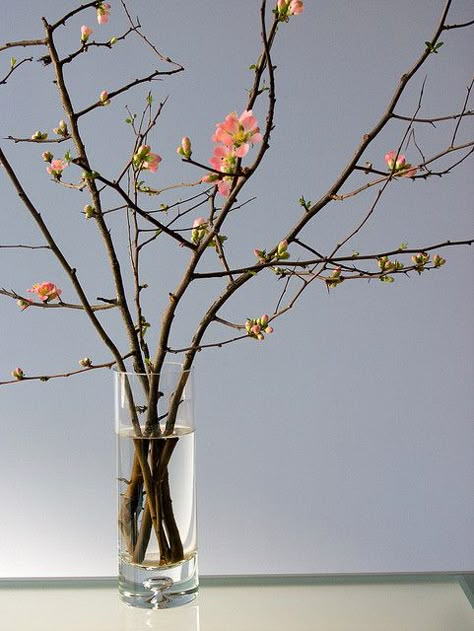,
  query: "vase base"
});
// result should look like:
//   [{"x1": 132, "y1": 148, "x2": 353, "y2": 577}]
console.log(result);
[{"x1": 119, "y1": 553, "x2": 198, "y2": 609}]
